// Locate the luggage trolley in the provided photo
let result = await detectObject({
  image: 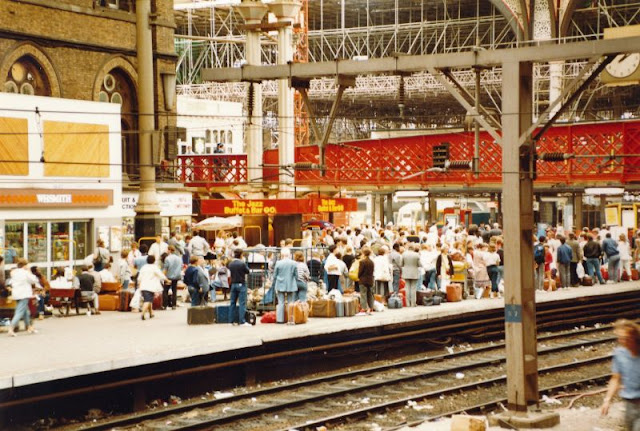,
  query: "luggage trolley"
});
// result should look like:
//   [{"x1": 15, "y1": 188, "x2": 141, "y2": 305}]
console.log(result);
[{"x1": 244, "y1": 246, "x2": 276, "y2": 314}]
